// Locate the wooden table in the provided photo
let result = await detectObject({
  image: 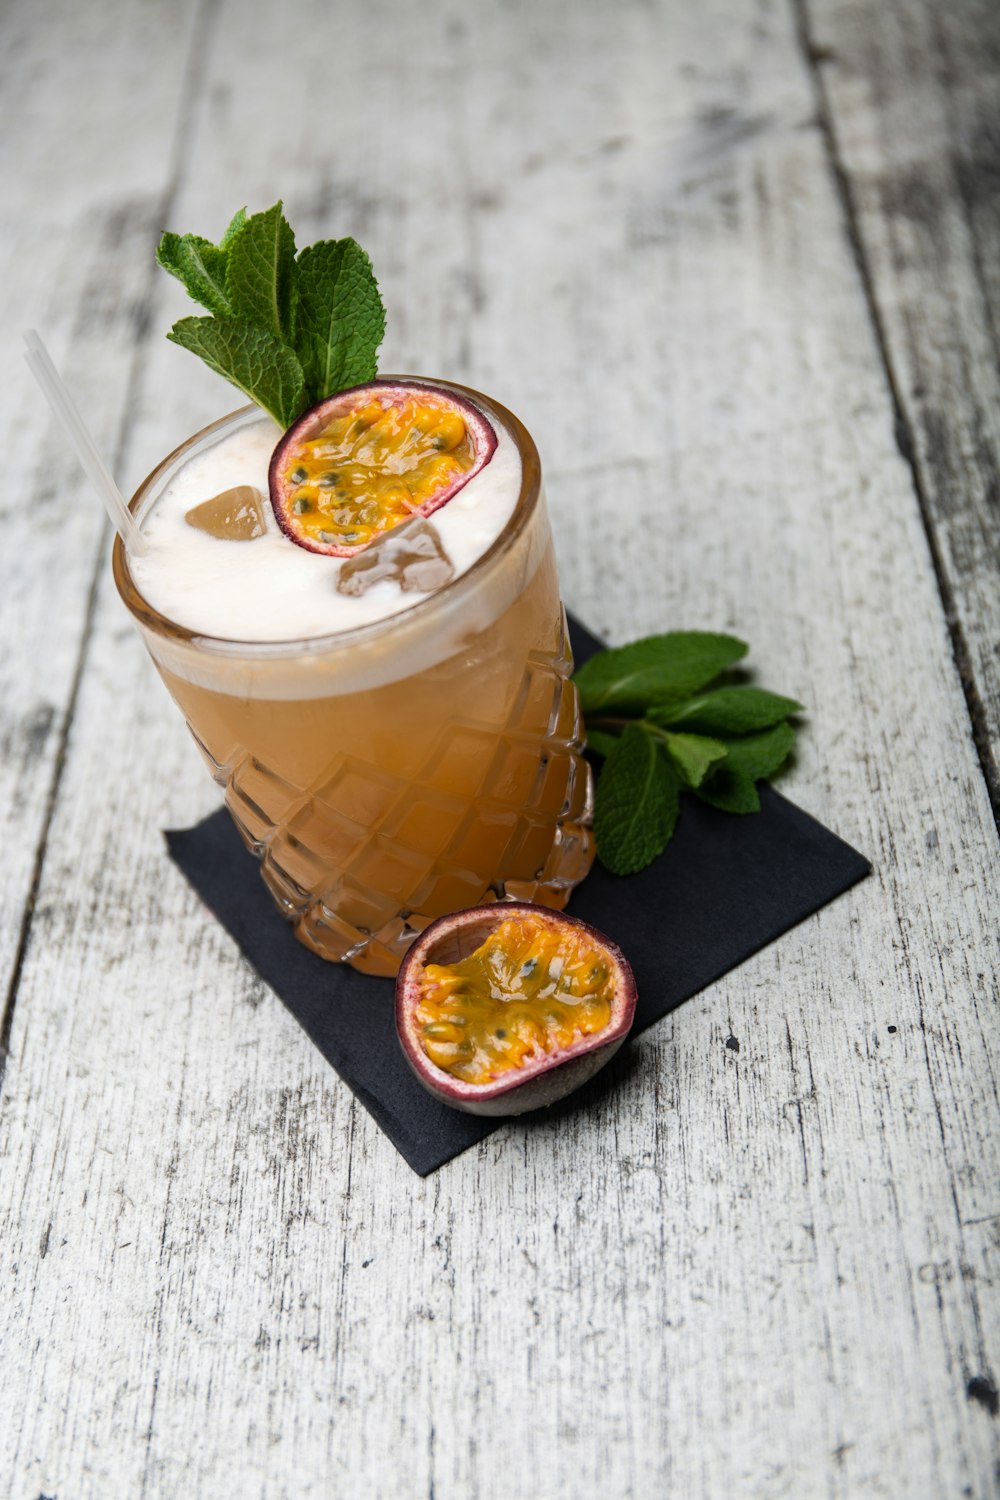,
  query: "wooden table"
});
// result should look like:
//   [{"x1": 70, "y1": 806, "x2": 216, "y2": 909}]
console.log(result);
[{"x1": 3, "y1": 1, "x2": 998, "y2": 1495}]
